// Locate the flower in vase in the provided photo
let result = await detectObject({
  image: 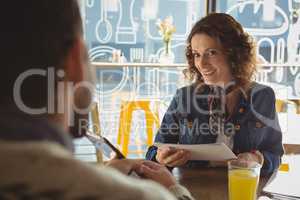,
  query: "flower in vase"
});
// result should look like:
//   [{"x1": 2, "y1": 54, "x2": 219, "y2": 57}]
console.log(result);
[{"x1": 156, "y1": 16, "x2": 176, "y2": 55}]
